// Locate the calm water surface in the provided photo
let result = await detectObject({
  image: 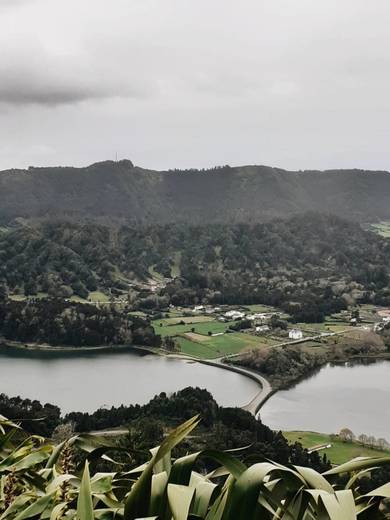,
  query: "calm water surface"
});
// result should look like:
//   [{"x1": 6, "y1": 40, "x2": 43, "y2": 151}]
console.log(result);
[
  {"x1": 0, "y1": 348, "x2": 259, "y2": 413},
  {"x1": 260, "y1": 360, "x2": 390, "y2": 438}
]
